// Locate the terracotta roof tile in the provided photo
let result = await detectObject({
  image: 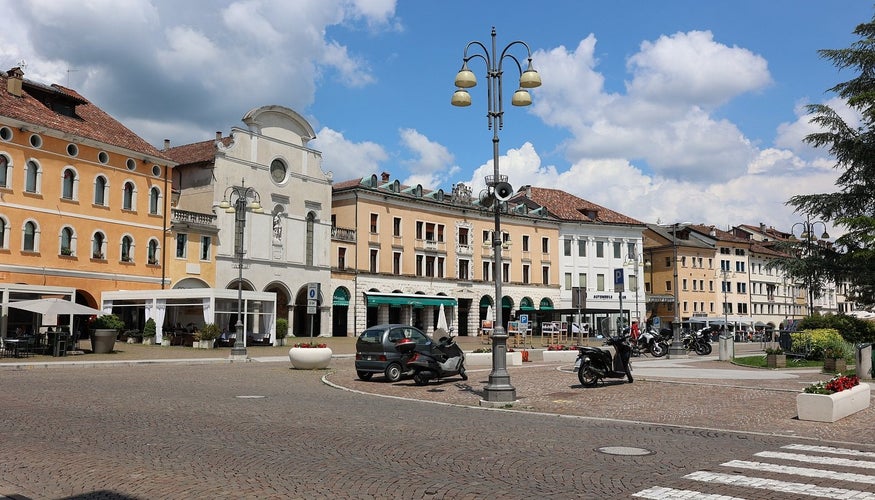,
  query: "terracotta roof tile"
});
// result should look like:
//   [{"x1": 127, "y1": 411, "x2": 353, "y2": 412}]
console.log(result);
[
  {"x1": 523, "y1": 186, "x2": 642, "y2": 225},
  {"x1": 164, "y1": 137, "x2": 232, "y2": 165},
  {"x1": 0, "y1": 71, "x2": 167, "y2": 159}
]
